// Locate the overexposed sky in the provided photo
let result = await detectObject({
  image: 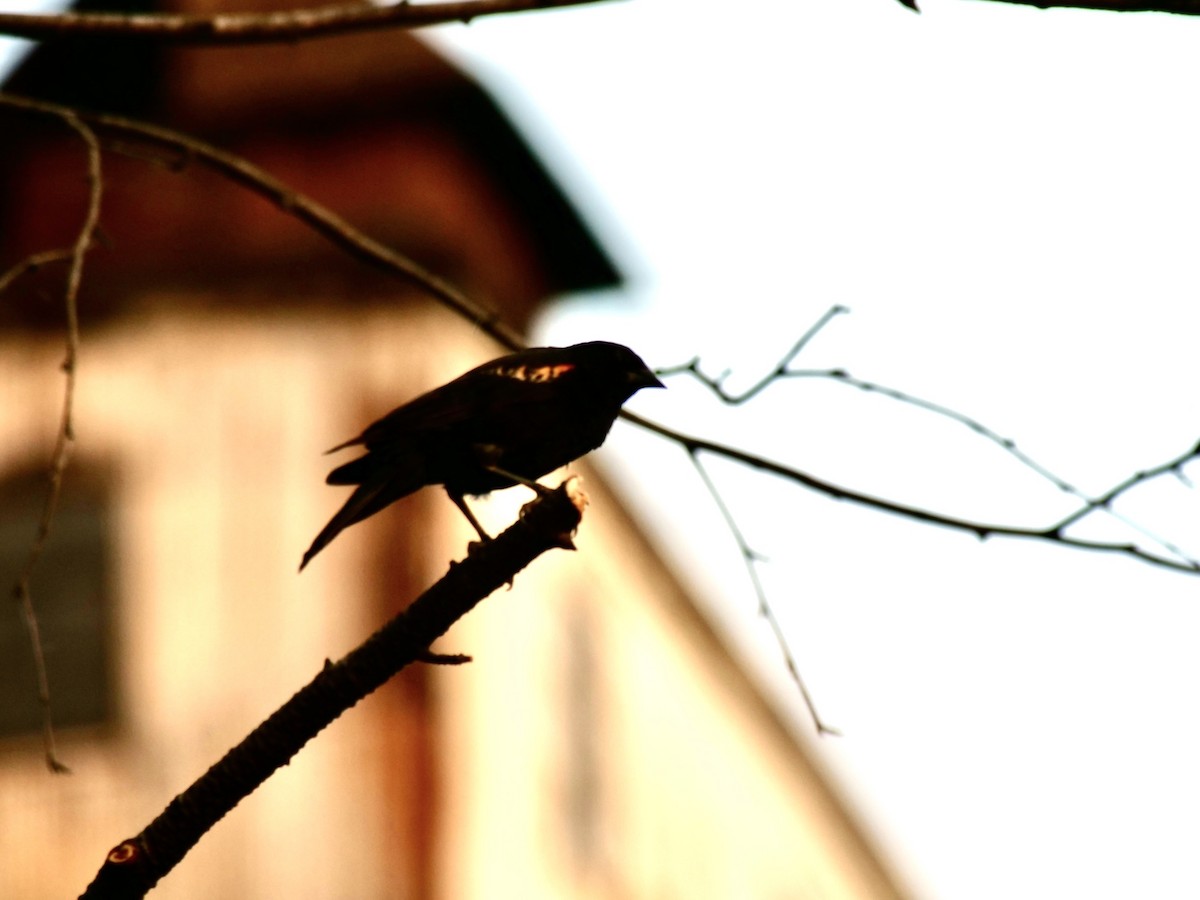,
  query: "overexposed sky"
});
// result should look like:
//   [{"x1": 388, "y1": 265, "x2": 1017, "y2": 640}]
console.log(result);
[
  {"x1": 430, "y1": 3, "x2": 1200, "y2": 898},
  {"x1": 0, "y1": 0, "x2": 41, "y2": 74}
]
